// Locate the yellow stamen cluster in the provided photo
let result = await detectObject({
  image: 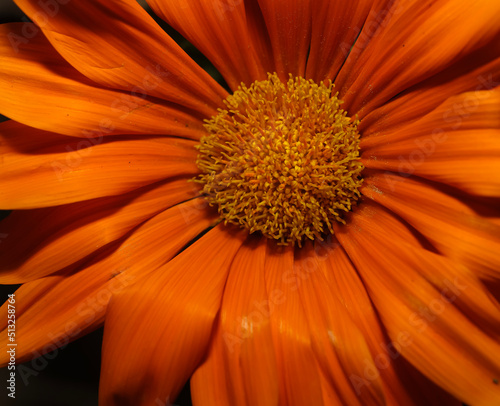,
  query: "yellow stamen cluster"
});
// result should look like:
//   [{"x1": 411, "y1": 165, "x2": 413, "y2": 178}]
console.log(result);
[{"x1": 195, "y1": 73, "x2": 364, "y2": 245}]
